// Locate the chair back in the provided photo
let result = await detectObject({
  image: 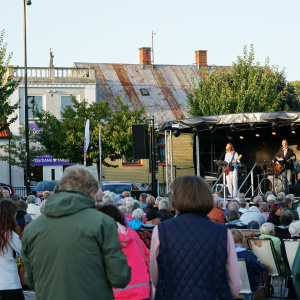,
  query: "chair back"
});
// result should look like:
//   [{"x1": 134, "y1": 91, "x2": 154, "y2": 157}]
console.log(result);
[
  {"x1": 238, "y1": 258, "x2": 252, "y2": 295},
  {"x1": 240, "y1": 229, "x2": 261, "y2": 237},
  {"x1": 248, "y1": 238, "x2": 280, "y2": 276},
  {"x1": 284, "y1": 240, "x2": 300, "y2": 270}
]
